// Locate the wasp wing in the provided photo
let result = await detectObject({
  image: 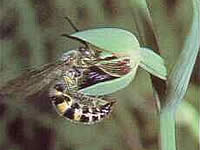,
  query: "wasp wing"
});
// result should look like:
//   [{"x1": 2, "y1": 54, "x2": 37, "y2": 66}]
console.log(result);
[{"x1": 0, "y1": 51, "x2": 78, "y2": 99}]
